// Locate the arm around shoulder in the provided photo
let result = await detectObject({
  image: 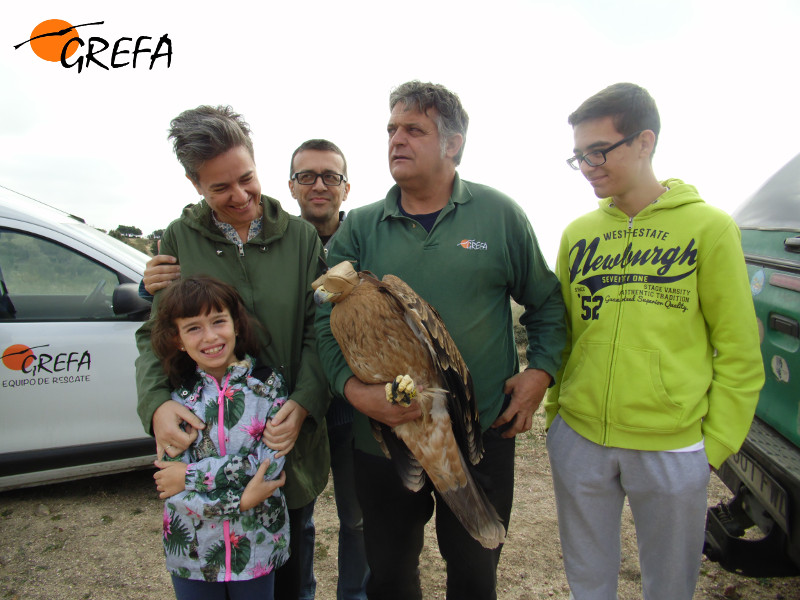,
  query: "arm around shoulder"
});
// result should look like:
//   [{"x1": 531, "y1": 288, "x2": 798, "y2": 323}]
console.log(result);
[
  {"x1": 135, "y1": 316, "x2": 172, "y2": 435},
  {"x1": 283, "y1": 229, "x2": 330, "y2": 424}
]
